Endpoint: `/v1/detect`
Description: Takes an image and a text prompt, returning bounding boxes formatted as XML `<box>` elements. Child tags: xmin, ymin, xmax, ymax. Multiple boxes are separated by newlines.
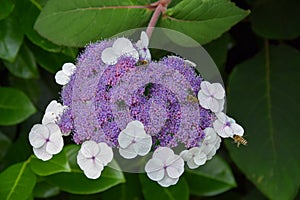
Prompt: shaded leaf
<box><xmin>159</xmin><ymin>0</ymin><xmax>249</xmax><ymax>44</ymax></box>
<box><xmin>0</xmin><ymin>87</ymin><xmax>36</xmax><ymax>126</ymax></box>
<box><xmin>226</xmin><ymin>45</ymin><xmax>300</xmax><ymax>200</ymax></box>
<box><xmin>251</xmin><ymin>0</ymin><xmax>300</xmax><ymax>39</ymax></box>
<box><xmin>185</xmin><ymin>155</ymin><xmax>236</xmax><ymax>196</ymax></box>
<box><xmin>0</xmin><ymin>0</ymin><xmax>14</xmax><ymax>20</ymax></box>
<box><xmin>4</xmin><ymin>44</ymin><xmax>38</xmax><ymax>79</ymax></box>
<box><xmin>29</xmin><ymin>149</ymin><xmax>71</xmax><ymax>176</ymax></box>
<box><xmin>139</xmin><ymin>174</ymin><xmax>189</xmax><ymax>200</ymax></box>
<box><xmin>0</xmin><ymin>132</ymin><xmax>11</xmax><ymax>161</ymax></box>
<box><xmin>34</xmin><ymin>0</ymin><xmax>152</xmax><ymax>47</ymax></box>
<box><xmin>33</xmin><ymin>181</ymin><xmax>60</xmax><ymax>198</ymax></box>
<box><xmin>0</xmin><ymin>161</ymin><xmax>36</xmax><ymax>200</ymax></box>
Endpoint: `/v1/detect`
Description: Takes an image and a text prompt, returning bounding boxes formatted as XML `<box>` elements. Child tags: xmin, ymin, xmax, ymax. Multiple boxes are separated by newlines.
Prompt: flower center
<box><xmin>45</xmin><ymin>138</ymin><xmax>50</xmax><ymax>143</ymax></box>
<box><xmin>225</xmin><ymin>122</ymin><xmax>231</xmax><ymax>127</ymax></box>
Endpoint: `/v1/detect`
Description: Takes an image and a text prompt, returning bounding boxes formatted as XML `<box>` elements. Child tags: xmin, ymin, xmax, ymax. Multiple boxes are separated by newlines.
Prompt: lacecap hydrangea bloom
<box><xmin>28</xmin><ymin>31</ymin><xmax>245</xmax><ymax>187</ymax></box>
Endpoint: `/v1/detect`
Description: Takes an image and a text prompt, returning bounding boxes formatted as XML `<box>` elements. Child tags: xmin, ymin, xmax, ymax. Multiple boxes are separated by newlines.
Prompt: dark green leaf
<box><xmin>0</xmin><ymin>161</ymin><xmax>36</xmax><ymax>200</ymax></box>
<box><xmin>226</xmin><ymin>45</ymin><xmax>300</xmax><ymax>200</ymax></box>
<box><xmin>251</xmin><ymin>0</ymin><xmax>300</xmax><ymax>39</ymax></box>
<box><xmin>0</xmin><ymin>0</ymin><xmax>14</xmax><ymax>20</ymax></box>
<box><xmin>33</xmin><ymin>181</ymin><xmax>60</xmax><ymax>198</ymax></box>
<box><xmin>0</xmin><ymin>132</ymin><xmax>11</xmax><ymax>161</ymax></box>
<box><xmin>185</xmin><ymin>155</ymin><xmax>236</xmax><ymax>196</ymax></box>
<box><xmin>4</xmin><ymin>44</ymin><xmax>38</xmax><ymax>79</ymax></box>
<box><xmin>0</xmin><ymin>87</ymin><xmax>36</xmax><ymax>126</ymax></box>
<box><xmin>139</xmin><ymin>174</ymin><xmax>189</xmax><ymax>200</ymax></box>
<box><xmin>0</xmin><ymin>14</ymin><xmax>23</xmax><ymax>62</ymax></box>
<box><xmin>34</xmin><ymin>0</ymin><xmax>152</xmax><ymax>47</ymax></box>
<box><xmin>159</xmin><ymin>0</ymin><xmax>249</xmax><ymax>44</ymax></box>
<box><xmin>29</xmin><ymin>149</ymin><xmax>71</xmax><ymax>176</ymax></box>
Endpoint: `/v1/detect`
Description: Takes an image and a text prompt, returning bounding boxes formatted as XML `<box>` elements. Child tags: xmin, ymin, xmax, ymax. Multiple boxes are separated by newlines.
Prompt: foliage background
<box><xmin>0</xmin><ymin>0</ymin><xmax>299</xmax><ymax>199</ymax></box>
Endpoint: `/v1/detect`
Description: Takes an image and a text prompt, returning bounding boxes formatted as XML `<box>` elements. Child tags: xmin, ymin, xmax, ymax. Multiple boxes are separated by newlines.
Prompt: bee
<box><xmin>186</xmin><ymin>95</ymin><xmax>199</xmax><ymax>103</ymax></box>
<box><xmin>136</xmin><ymin>60</ymin><xmax>148</xmax><ymax>66</ymax></box>
<box><xmin>232</xmin><ymin>135</ymin><xmax>248</xmax><ymax>147</ymax></box>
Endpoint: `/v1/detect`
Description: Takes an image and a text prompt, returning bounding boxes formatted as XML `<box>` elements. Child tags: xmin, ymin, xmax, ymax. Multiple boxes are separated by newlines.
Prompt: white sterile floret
<box><xmin>118</xmin><ymin>120</ymin><xmax>152</xmax><ymax>159</ymax></box>
<box><xmin>29</xmin><ymin>123</ymin><xmax>64</xmax><ymax>161</ymax></box>
<box><xmin>201</xmin><ymin>127</ymin><xmax>221</xmax><ymax>160</ymax></box>
<box><xmin>213</xmin><ymin>112</ymin><xmax>244</xmax><ymax>138</ymax></box>
<box><xmin>101</xmin><ymin>38</ymin><xmax>139</xmax><ymax>65</ymax></box>
<box><xmin>180</xmin><ymin>147</ymin><xmax>207</xmax><ymax>169</ymax></box>
<box><xmin>145</xmin><ymin>147</ymin><xmax>184</xmax><ymax>187</ymax></box>
<box><xmin>42</xmin><ymin>100</ymin><xmax>68</xmax><ymax>125</ymax></box>
<box><xmin>77</xmin><ymin>141</ymin><xmax>113</xmax><ymax>179</ymax></box>
<box><xmin>136</xmin><ymin>31</ymin><xmax>151</xmax><ymax>61</ymax></box>
<box><xmin>55</xmin><ymin>63</ymin><xmax>76</xmax><ymax>86</ymax></box>
<box><xmin>197</xmin><ymin>81</ymin><xmax>225</xmax><ymax>113</ymax></box>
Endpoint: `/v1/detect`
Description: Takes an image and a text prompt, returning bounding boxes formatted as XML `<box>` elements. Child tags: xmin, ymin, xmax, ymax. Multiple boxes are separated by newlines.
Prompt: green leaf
<box><xmin>44</xmin><ymin>145</ymin><xmax>125</xmax><ymax>194</ymax></box>
<box><xmin>4</xmin><ymin>44</ymin><xmax>38</xmax><ymax>79</ymax></box>
<box><xmin>226</xmin><ymin>44</ymin><xmax>300</xmax><ymax>200</ymax></box>
<box><xmin>33</xmin><ymin>181</ymin><xmax>60</xmax><ymax>198</ymax></box>
<box><xmin>34</xmin><ymin>0</ymin><xmax>152</xmax><ymax>47</ymax></box>
<box><xmin>0</xmin><ymin>0</ymin><xmax>14</xmax><ymax>20</ymax></box>
<box><xmin>0</xmin><ymin>132</ymin><xmax>11</xmax><ymax>161</ymax></box>
<box><xmin>29</xmin><ymin>150</ymin><xmax>71</xmax><ymax>176</ymax></box>
<box><xmin>0</xmin><ymin>161</ymin><xmax>36</xmax><ymax>200</ymax></box>
<box><xmin>0</xmin><ymin>14</ymin><xmax>24</xmax><ymax>62</ymax></box>
<box><xmin>139</xmin><ymin>174</ymin><xmax>189</xmax><ymax>200</ymax></box>
<box><xmin>158</xmin><ymin>0</ymin><xmax>249</xmax><ymax>44</ymax></box>
<box><xmin>185</xmin><ymin>155</ymin><xmax>236</xmax><ymax>196</ymax></box>
<box><xmin>251</xmin><ymin>0</ymin><xmax>300</xmax><ymax>39</ymax></box>
<box><xmin>0</xmin><ymin>87</ymin><xmax>36</xmax><ymax>126</ymax></box>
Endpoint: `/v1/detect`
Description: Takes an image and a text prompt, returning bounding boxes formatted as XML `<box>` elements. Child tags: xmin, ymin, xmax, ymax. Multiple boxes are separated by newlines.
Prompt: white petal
<box><xmin>204</xmin><ymin>127</ymin><xmax>217</xmax><ymax>142</ymax></box>
<box><xmin>187</xmin><ymin>159</ymin><xmax>199</xmax><ymax>169</ymax></box>
<box><xmin>118</xmin><ymin>130</ymin><xmax>133</xmax><ymax>148</ymax></box>
<box><xmin>62</xmin><ymin>63</ymin><xmax>76</xmax><ymax>76</ymax></box>
<box><xmin>208</xmin><ymin>97</ymin><xmax>221</xmax><ymax>113</ymax></box>
<box><xmin>198</xmin><ymin>91</ymin><xmax>210</xmax><ymax>109</ymax></box>
<box><xmin>145</xmin><ymin>158</ymin><xmax>165</xmax><ymax>181</ymax></box>
<box><xmin>140</xmin><ymin>31</ymin><xmax>149</xmax><ymax>47</ymax></box>
<box><xmin>213</xmin><ymin>120</ymin><xmax>227</xmax><ymax>138</ymax></box>
<box><xmin>97</xmin><ymin>143</ymin><xmax>113</xmax><ymax>165</ymax></box>
<box><xmin>166</xmin><ymin>156</ymin><xmax>184</xmax><ymax>178</ymax></box>
<box><xmin>55</xmin><ymin>70</ymin><xmax>70</xmax><ymax>85</ymax></box>
<box><xmin>200</xmin><ymin>81</ymin><xmax>212</xmax><ymax>96</ymax></box>
<box><xmin>179</xmin><ymin>150</ymin><xmax>190</xmax><ymax>161</ymax></box>
<box><xmin>82</xmin><ymin>159</ymin><xmax>104</xmax><ymax>179</ymax></box>
<box><xmin>231</xmin><ymin>123</ymin><xmax>244</xmax><ymax>136</ymax></box>
<box><xmin>42</xmin><ymin>112</ymin><xmax>56</xmax><ymax>125</ymax></box>
<box><xmin>29</xmin><ymin>124</ymin><xmax>48</xmax><ymax>148</ymax></box>
<box><xmin>194</xmin><ymin>152</ymin><xmax>207</xmax><ymax>166</ymax></box>
<box><xmin>119</xmin><ymin>145</ymin><xmax>137</xmax><ymax>159</ymax></box>
<box><xmin>211</xmin><ymin>83</ymin><xmax>225</xmax><ymax>99</ymax></box>
<box><xmin>134</xmin><ymin>135</ymin><xmax>152</xmax><ymax>156</ymax></box>
<box><xmin>33</xmin><ymin>145</ymin><xmax>53</xmax><ymax>161</ymax></box>
<box><xmin>77</xmin><ymin>151</ymin><xmax>90</xmax><ymax>170</ymax></box>
<box><xmin>216</xmin><ymin>112</ymin><xmax>227</xmax><ymax>123</ymax></box>
<box><xmin>113</xmin><ymin>38</ymin><xmax>134</xmax><ymax>54</ymax></box>
<box><xmin>224</xmin><ymin>126</ymin><xmax>234</xmax><ymax>137</ymax></box>
<box><xmin>80</xmin><ymin>140</ymin><xmax>99</xmax><ymax>157</ymax></box>
<box><xmin>152</xmin><ymin>147</ymin><xmax>174</xmax><ymax>163</ymax></box>
<box><xmin>158</xmin><ymin>175</ymin><xmax>179</xmax><ymax>187</ymax></box>
<box><xmin>184</xmin><ymin>60</ymin><xmax>196</xmax><ymax>67</ymax></box>
<box><xmin>46</xmin><ymin>123</ymin><xmax>64</xmax><ymax>154</ymax></box>
<box><xmin>101</xmin><ymin>47</ymin><xmax>118</xmax><ymax>65</ymax></box>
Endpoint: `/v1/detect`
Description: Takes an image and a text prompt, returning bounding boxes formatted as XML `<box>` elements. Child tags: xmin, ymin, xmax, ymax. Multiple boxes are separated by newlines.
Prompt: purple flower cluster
<box><xmin>58</xmin><ymin>38</ymin><xmax>216</xmax><ymax>149</ymax></box>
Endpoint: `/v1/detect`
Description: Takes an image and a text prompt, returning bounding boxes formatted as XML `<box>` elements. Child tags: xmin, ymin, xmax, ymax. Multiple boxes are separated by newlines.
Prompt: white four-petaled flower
<box><xmin>55</xmin><ymin>63</ymin><xmax>76</xmax><ymax>86</ymax></box>
<box><xmin>42</xmin><ymin>100</ymin><xmax>67</xmax><ymax>125</ymax></box>
<box><xmin>77</xmin><ymin>140</ymin><xmax>113</xmax><ymax>179</ymax></box>
<box><xmin>118</xmin><ymin>120</ymin><xmax>152</xmax><ymax>159</ymax></box>
<box><xmin>145</xmin><ymin>147</ymin><xmax>184</xmax><ymax>187</ymax></box>
<box><xmin>29</xmin><ymin>123</ymin><xmax>64</xmax><ymax>161</ymax></box>
<box><xmin>101</xmin><ymin>38</ymin><xmax>139</xmax><ymax>65</ymax></box>
<box><xmin>197</xmin><ymin>81</ymin><xmax>225</xmax><ymax>113</ymax></box>
<box><xmin>136</xmin><ymin>31</ymin><xmax>151</xmax><ymax>61</ymax></box>
<box><xmin>180</xmin><ymin>147</ymin><xmax>207</xmax><ymax>169</ymax></box>
<box><xmin>213</xmin><ymin>112</ymin><xmax>244</xmax><ymax>138</ymax></box>
<box><xmin>201</xmin><ymin>127</ymin><xmax>221</xmax><ymax>160</ymax></box>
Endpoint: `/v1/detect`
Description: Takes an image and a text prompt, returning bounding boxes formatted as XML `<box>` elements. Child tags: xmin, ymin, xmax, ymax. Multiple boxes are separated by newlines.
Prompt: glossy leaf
<box><xmin>159</xmin><ymin>0</ymin><xmax>249</xmax><ymax>44</ymax></box>
<box><xmin>33</xmin><ymin>181</ymin><xmax>60</xmax><ymax>198</ymax></box>
<box><xmin>0</xmin><ymin>161</ymin><xmax>36</xmax><ymax>200</ymax></box>
<box><xmin>185</xmin><ymin>155</ymin><xmax>236</xmax><ymax>196</ymax></box>
<box><xmin>139</xmin><ymin>174</ymin><xmax>189</xmax><ymax>200</ymax></box>
<box><xmin>0</xmin><ymin>0</ymin><xmax>14</xmax><ymax>20</ymax></box>
<box><xmin>34</xmin><ymin>0</ymin><xmax>152</xmax><ymax>47</ymax></box>
<box><xmin>0</xmin><ymin>87</ymin><xmax>36</xmax><ymax>126</ymax></box>
<box><xmin>226</xmin><ymin>45</ymin><xmax>300</xmax><ymax>200</ymax></box>
<box><xmin>29</xmin><ymin>150</ymin><xmax>71</xmax><ymax>176</ymax></box>
<box><xmin>4</xmin><ymin>44</ymin><xmax>38</xmax><ymax>79</ymax></box>
<box><xmin>44</xmin><ymin>145</ymin><xmax>125</xmax><ymax>194</ymax></box>
<box><xmin>251</xmin><ymin>0</ymin><xmax>300</xmax><ymax>39</ymax></box>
